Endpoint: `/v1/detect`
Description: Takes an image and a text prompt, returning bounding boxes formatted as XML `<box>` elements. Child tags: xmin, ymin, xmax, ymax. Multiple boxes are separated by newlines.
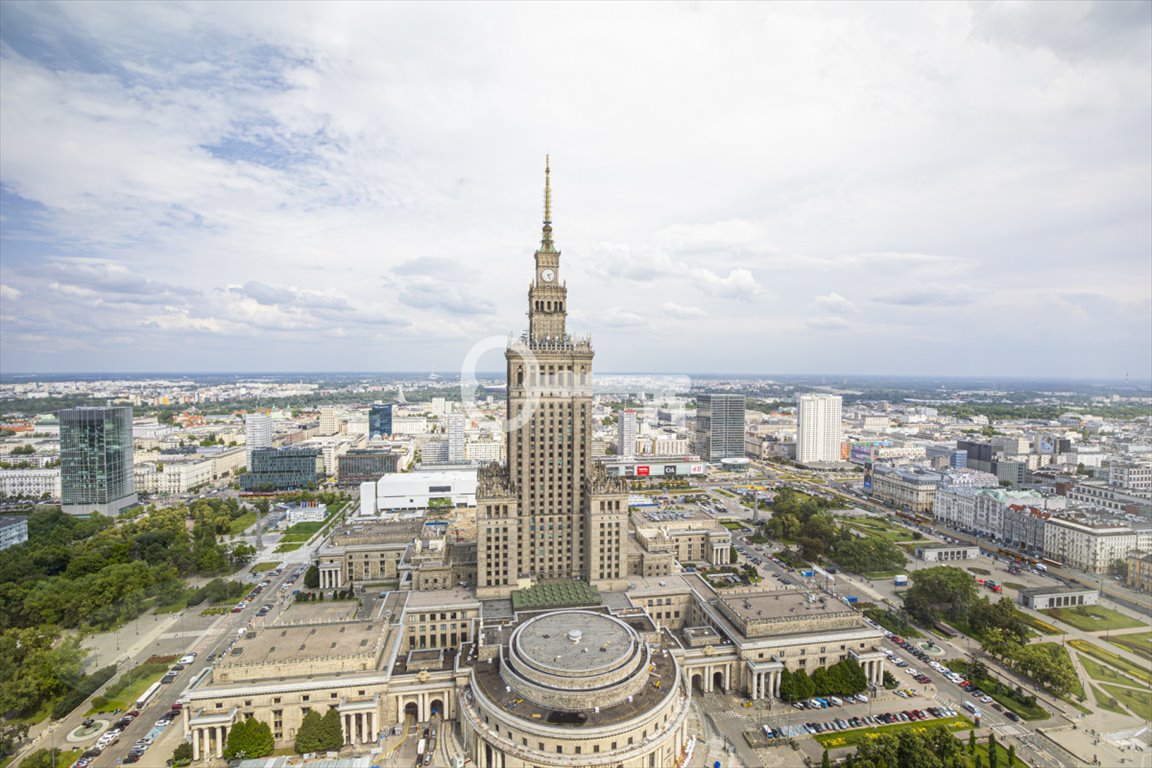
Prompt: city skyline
<box><xmin>1</xmin><ymin>2</ymin><xmax>1150</xmax><ymax>378</ymax></box>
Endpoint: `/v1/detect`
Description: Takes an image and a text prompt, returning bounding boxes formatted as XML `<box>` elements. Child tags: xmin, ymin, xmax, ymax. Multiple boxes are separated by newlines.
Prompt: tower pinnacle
<box><xmin>541</xmin><ymin>155</ymin><xmax>555</xmax><ymax>252</ymax></box>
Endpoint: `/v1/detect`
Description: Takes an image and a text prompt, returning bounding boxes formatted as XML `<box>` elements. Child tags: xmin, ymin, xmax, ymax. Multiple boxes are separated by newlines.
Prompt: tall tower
<box><xmin>618</xmin><ymin>408</ymin><xmax>638</xmax><ymax>458</ymax></box>
<box><xmin>476</xmin><ymin>159</ymin><xmax>628</xmax><ymax>598</ymax></box>
<box><xmin>59</xmin><ymin>406</ymin><xmax>137</xmax><ymax>516</ymax></box>
<box><xmin>796</xmin><ymin>394</ymin><xmax>843</xmax><ymax>463</ymax></box>
<box><xmin>695</xmin><ymin>394</ymin><xmax>746</xmax><ymax>462</ymax></box>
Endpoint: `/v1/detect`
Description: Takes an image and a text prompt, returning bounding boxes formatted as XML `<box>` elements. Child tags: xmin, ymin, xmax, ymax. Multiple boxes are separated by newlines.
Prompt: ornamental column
<box><xmin>192</xmin><ymin>729</ymin><xmax>200</xmax><ymax>761</ymax></box>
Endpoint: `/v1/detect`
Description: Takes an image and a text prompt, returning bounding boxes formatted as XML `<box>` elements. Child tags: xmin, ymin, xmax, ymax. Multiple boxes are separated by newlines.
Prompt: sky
<box><xmin>1</xmin><ymin>1</ymin><xmax>1150</xmax><ymax>379</ymax></box>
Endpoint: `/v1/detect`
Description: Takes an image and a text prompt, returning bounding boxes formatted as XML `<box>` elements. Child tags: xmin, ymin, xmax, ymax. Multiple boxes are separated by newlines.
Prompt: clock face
<box><xmin>541</xmin><ymin>268</ymin><xmax>555</xmax><ymax>283</ymax></box>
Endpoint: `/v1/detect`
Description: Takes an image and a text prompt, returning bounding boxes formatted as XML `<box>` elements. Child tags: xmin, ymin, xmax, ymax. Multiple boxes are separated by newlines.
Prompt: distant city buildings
<box><xmin>796</xmin><ymin>393</ymin><xmax>842</xmax><ymax>464</ymax></box>
<box><xmin>336</xmin><ymin>449</ymin><xmax>400</xmax><ymax>487</ymax></box>
<box><xmin>447</xmin><ymin>414</ymin><xmax>465</xmax><ymax>464</ymax></box>
<box><xmin>59</xmin><ymin>406</ymin><xmax>137</xmax><ymax>516</ymax></box>
<box><xmin>318</xmin><ymin>406</ymin><xmax>339</xmax><ymax>436</ymax></box>
<box><xmin>694</xmin><ymin>394</ymin><xmax>746</xmax><ymax>462</ymax></box>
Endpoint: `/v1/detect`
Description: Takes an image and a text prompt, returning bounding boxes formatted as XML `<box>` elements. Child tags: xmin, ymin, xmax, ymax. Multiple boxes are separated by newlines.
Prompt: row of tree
<box><xmin>778</xmin><ymin>658</ymin><xmax>869</xmax><ymax>701</ymax></box>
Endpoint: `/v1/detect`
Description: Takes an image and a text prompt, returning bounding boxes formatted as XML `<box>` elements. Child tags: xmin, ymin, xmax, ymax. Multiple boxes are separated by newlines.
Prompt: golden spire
<box><xmin>541</xmin><ymin>154</ymin><xmax>555</xmax><ymax>252</ymax></box>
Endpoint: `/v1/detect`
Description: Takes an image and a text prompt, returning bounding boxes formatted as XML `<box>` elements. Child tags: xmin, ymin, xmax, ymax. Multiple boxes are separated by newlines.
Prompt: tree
<box><xmin>304</xmin><ymin>565</ymin><xmax>320</xmax><ymax>589</ymax></box>
<box><xmin>1013</xmin><ymin>643</ymin><xmax>1077</xmax><ymax>697</ymax></box>
<box><xmin>1007</xmin><ymin>745</ymin><xmax>1016</xmax><ymax>767</ymax></box>
<box><xmin>295</xmin><ymin>710</ymin><xmax>325</xmax><ymax>754</ymax></box>
<box><xmin>969</xmin><ymin>730</ymin><xmax>976</xmax><ymax>754</ymax></box>
<box><xmin>172</xmin><ymin>741</ymin><xmax>194</xmax><ymax>766</ymax></box>
<box><xmin>988</xmin><ymin>733</ymin><xmax>999</xmax><ymax>768</ymax></box>
<box><xmin>822</xmin><ymin>748</ymin><xmax>831</xmax><ymax>768</ymax></box>
<box><xmin>779</xmin><ymin>667</ymin><xmax>796</xmax><ymax>701</ymax></box>
<box><xmin>225</xmin><ymin>718</ymin><xmax>273</xmax><ymax>760</ymax></box>
<box><xmin>319</xmin><ymin>707</ymin><xmax>344</xmax><ymax>750</ymax></box>
<box><xmin>904</xmin><ymin>566</ymin><xmax>979</xmax><ymax>625</ymax></box>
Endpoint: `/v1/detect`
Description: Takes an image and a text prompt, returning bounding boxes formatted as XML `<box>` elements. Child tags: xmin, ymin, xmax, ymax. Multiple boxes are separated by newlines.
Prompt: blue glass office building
<box><xmin>369</xmin><ymin>403</ymin><xmax>393</xmax><ymax>439</ymax></box>
<box><xmin>59</xmin><ymin>406</ymin><xmax>137</xmax><ymax>516</ymax></box>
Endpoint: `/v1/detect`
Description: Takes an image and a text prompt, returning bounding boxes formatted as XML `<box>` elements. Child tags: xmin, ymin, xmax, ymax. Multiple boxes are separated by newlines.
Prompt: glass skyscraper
<box><xmin>695</xmin><ymin>394</ymin><xmax>746</xmax><ymax>461</ymax></box>
<box><xmin>59</xmin><ymin>406</ymin><xmax>137</xmax><ymax>516</ymax></box>
<box><xmin>369</xmin><ymin>403</ymin><xmax>393</xmax><ymax>439</ymax></box>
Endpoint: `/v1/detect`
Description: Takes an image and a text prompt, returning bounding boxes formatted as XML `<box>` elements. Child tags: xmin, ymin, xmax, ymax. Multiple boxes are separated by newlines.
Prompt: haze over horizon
<box><xmin>1</xmin><ymin>2</ymin><xmax>1150</xmax><ymax>379</ymax></box>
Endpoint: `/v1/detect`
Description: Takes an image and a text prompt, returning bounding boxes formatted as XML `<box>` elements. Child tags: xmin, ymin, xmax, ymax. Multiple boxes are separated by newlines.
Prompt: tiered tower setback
<box><xmin>476</xmin><ymin>159</ymin><xmax>629</xmax><ymax>598</ymax></box>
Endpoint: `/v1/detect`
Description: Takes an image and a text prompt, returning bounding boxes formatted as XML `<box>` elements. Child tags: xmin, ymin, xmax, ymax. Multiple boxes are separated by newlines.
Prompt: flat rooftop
<box><xmin>329</xmin><ymin>519</ymin><xmax>425</xmax><ymax>546</ymax></box>
<box><xmin>404</xmin><ymin>587</ymin><xmax>479</xmax><ymax>610</ymax></box>
<box><xmin>1021</xmin><ymin>586</ymin><xmax>1099</xmax><ymax>596</ymax></box>
<box><xmin>719</xmin><ymin>590</ymin><xmax>856</xmax><ymax>623</ymax></box>
<box><xmin>219</xmin><ymin>620</ymin><xmax>384</xmax><ymax>667</ymax></box>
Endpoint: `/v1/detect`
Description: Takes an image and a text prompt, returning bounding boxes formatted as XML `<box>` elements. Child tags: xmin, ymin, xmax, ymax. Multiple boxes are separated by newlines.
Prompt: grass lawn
<box><xmin>228</xmin><ymin>511</ymin><xmax>257</xmax><ymax>535</ymax></box>
<box><xmin>1018</xmin><ymin>613</ymin><xmax>1061</xmax><ymax>636</ymax></box>
<box><xmin>720</xmin><ymin>520</ymin><xmax>749</xmax><ymax>531</ymax></box>
<box><xmin>1101</xmin><ymin>684</ymin><xmax>1152</xmax><ymax>721</ymax></box>
<box><xmin>278</xmin><ymin>533</ymin><xmax>311</xmax><ymax>543</ymax></box>
<box><xmin>274</xmin><ymin>541</ymin><xmax>305</xmax><ymax>553</ymax></box>
<box><xmin>1079</xmin><ymin>655</ymin><xmax>1141</xmax><ymax>687</ymax></box>
<box><xmin>1106</xmin><ymin>630</ymin><xmax>1152</xmax><ymax>662</ymax></box>
<box><xmin>814</xmin><ymin>715</ymin><xmax>972</xmax><ymax>749</ymax></box>
<box><xmin>88</xmin><ymin>662</ymin><xmax>170</xmax><ymax>714</ymax></box>
<box><xmin>843</xmin><ymin>517</ymin><xmax>916</xmax><ymax>543</ymax></box>
<box><xmin>1042</xmin><ymin>605</ymin><xmax>1145</xmax><ymax>632</ymax></box>
<box><xmin>1069</xmin><ymin>640</ymin><xmax>1152</xmax><ymax>686</ymax></box>
<box><xmin>970</xmin><ymin>740</ymin><xmax>1031</xmax><ymax>768</ymax></box>
<box><xmin>251</xmin><ymin>561</ymin><xmax>281</xmax><ymax>572</ymax></box>
<box><xmin>283</xmin><ymin>520</ymin><xmax>325</xmax><ymax>536</ymax></box>
<box><xmin>1002</xmin><ymin>582</ymin><xmax>1026</xmax><ymax>591</ymax></box>
<box><xmin>1090</xmin><ymin>684</ymin><xmax>1130</xmax><ymax>716</ymax></box>
<box><xmin>2</xmin><ymin>748</ymin><xmax>83</xmax><ymax>768</ymax></box>
<box><xmin>966</xmin><ymin>566</ymin><xmax>991</xmax><ymax>575</ymax></box>
<box><xmin>200</xmin><ymin>606</ymin><xmax>231</xmax><ymax>616</ymax></box>
<box><xmin>153</xmin><ymin>591</ymin><xmax>192</xmax><ymax>613</ymax></box>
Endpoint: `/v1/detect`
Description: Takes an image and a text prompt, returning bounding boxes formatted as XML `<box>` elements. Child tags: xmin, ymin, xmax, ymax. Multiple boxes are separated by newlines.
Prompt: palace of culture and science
<box><xmin>177</xmin><ymin>162</ymin><xmax>887</xmax><ymax>767</ymax></box>
<box><xmin>476</xmin><ymin>158</ymin><xmax>630</xmax><ymax>597</ymax></box>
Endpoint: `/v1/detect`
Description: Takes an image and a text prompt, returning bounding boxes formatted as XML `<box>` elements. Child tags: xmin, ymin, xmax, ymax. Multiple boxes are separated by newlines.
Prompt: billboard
<box><xmin>863</xmin><ymin>461</ymin><xmax>874</xmax><ymax>494</ymax></box>
<box><xmin>636</xmin><ymin>465</ymin><xmax>650</xmax><ymax>476</ymax></box>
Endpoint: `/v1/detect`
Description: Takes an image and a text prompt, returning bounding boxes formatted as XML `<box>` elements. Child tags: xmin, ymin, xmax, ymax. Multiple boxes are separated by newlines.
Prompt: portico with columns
<box><xmin>188</xmin><ymin>708</ymin><xmax>237</xmax><ymax>762</ymax></box>
<box><xmin>318</xmin><ymin>562</ymin><xmax>343</xmax><ymax>590</ymax></box>
<box><xmin>849</xmin><ymin>648</ymin><xmax>888</xmax><ymax>686</ymax></box>
<box><xmin>338</xmin><ymin>696</ymin><xmax>380</xmax><ymax>745</ymax></box>
<box><xmin>746</xmin><ymin>658</ymin><xmax>785</xmax><ymax>700</ymax></box>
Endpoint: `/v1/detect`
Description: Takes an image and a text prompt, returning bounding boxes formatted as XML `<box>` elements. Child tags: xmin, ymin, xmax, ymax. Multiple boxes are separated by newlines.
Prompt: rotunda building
<box><xmin>459</xmin><ymin>609</ymin><xmax>691</xmax><ymax>768</ymax></box>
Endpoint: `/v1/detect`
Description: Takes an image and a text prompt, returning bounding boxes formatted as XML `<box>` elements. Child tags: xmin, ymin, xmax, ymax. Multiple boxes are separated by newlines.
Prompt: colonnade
<box><xmin>191</xmin><ymin>726</ymin><xmax>227</xmax><ymax>761</ymax></box>
<box><xmin>342</xmin><ymin>710</ymin><xmax>377</xmax><ymax>744</ymax></box>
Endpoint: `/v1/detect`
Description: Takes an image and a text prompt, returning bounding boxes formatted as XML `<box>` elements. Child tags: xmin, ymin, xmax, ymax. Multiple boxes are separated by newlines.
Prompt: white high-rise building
<box><xmin>319</xmin><ymin>406</ymin><xmax>339</xmax><ymax>436</ymax></box>
<box><xmin>447</xmin><ymin>415</ymin><xmax>466</xmax><ymax>464</ymax></box>
<box><xmin>245</xmin><ymin>413</ymin><xmax>273</xmax><ymax>461</ymax></box>
<box><xmin>796</xmin><ymin>394</ymin><xmax>843</xmax><ymax>463</ymax></box>
<box><xmin>618</xmin><ymin>408</ymin><xmax>638</xmax><ymax>457</ymax></box>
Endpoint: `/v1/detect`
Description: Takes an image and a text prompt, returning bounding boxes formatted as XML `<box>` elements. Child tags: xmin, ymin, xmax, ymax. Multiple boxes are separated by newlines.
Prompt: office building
<box><xmin>618</xmin><ymin>407</ymin><xmax>638</xmax><ymax>457</ymax></box>
<box><xmin>245</xmin><ymin>413</ymin><xmax>273</xmax><ymax>460</ymax></box>
<box><xmin>0</xmin><ymin>516</ymin><xmax>29</xmax><ymax>550</ymax></box>
<box><xmin>240</xmin><ymin>447</ymin><xmax>322</xmax><ymax>492</ymax></box>
<box><xmin>369</xmin><ymin>403</ymin><xmax>393</xmax><ymax>439</ymax></box>
<box><xmin>319</xmin><ymin>406</ymin><xmax>339</xmax><ymax>436</ymax></box>
<box><xmin>695</xmin><ymin>394</ymin><xmax>746</xmax><ymax>462</ymax></box>
<box><xmin>796</xmin><ymin>394</ymin><xmax>842</xmax><ymax>464</ymax></box>
<box><xmin>446</xmin><ymin>414</ymin><xmax>465</xmax><ymax>464</ymax></box>
<box><xmin>475</xmin><ymin>159</ymin><xmax>629</xmax><ymax>597</ymax></box>
<box><xmin>59</xmin><ymin>406</ymin><xmax>137</xmax><ymax>516</ymax></box>
<box><xmin>336</xmin><ymin>449</ymin><xmax>400</xmax><ymax>487</ymax></box>
<box><xmin>1126</xmin><ymin>551</ymin><xmax>1152</xmax><ymax>593</ymax></box>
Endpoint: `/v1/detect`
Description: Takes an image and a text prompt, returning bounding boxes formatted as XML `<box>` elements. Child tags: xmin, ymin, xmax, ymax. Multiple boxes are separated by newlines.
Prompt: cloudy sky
<box><xmin>1</xmin><ymin>1</ymin><xmax>1149</xmax><ymax>379</ymax></box>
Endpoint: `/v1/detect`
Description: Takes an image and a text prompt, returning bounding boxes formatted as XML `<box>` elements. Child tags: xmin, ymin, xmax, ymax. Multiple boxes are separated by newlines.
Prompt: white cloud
<box><xmin>0</xmin><ymin>2</ymin><xmax>1147</xmax><ymax>376</ymax></box>
<box><xmin>660</xmin><ymin>302</ymin><xmax>707</xmax><ymax>319</ymax></box>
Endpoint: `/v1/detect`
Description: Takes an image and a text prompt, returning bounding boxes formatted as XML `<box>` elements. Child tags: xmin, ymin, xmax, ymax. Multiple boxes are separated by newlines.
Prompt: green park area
<box><xmin>946</xmin><ymin>660</ymin><xmax>1049</xmax><ymax>721</ymax></box>
<box><xmin>228</xmin><ymin>511</ymin><xmax>258</xmax><ymax>535</ymax></box>
<box><xmin>274</xmin><ymin>541</ymin><xmax>305</xmax><ymax>553</ymax></box>
<box><xmin>720</xmin><ymin>520</ymin><xmax>749</xmax><ymax>531</ymax></box>
<box><xmin>1079</xmin><ymin>655</ymin><xmax>1139</xmax><ymax>687</ymax></box>
<box><xmin>843</xmin><ymin>516</ymin><xmax>916</xmax><ymax>544</ymax></box>
<box><xmin>1106</xmin><ymin>630</ymin><xmax>1152</xmax><ymax>661</ymax></box>
<box><xmin>813</xmin><ymin>715</ymin><xmax>972</xmax><ymax>750</ymax></box>
<box><xmin>251</xmin><ymin>561</ymin><xmax>281</xmax><ymax>573</ymax></box>
<box><xmin>1091</xmin><ymin>684</ymin><xmax>1130</xmax><ymax>715</ymax></box>
<box><xmin>1101</xmin><ymin>684</ymin><xmax>1152</xmax><ymax>721</ymax></box>
<box><xmin>1069</xmin><ymin>639</ymin><xmax>1152</xmax><ymax>686</ymax></box>
<box><xmin>1042</xmin><ymin>605</ymin><xmax>1145</xmax><ymax>632</ymax></box>
<box><xmin>1017</xmin><ymin>613</ymin><xmax>1061</xmax><ymax>636</ymax></box>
